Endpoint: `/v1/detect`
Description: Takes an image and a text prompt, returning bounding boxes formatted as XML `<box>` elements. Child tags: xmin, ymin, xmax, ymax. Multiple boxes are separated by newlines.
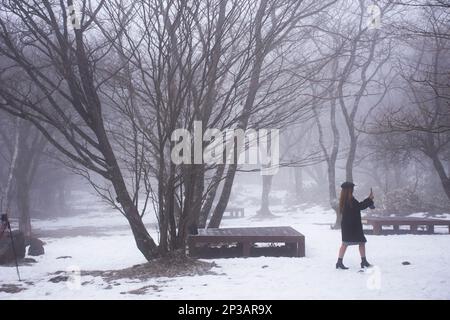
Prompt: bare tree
<box><xmin>99</xmin><ymin>1</ymin><xmax>338</xmax><ymax>237</ymax></box>
<box><xmin>373</xmin><ymin>4</ymin><xmax>450</xmax><ymax>199</ymax></box>
<box><xmin>208</xmin><ymin>0</ymin><xmax>338</xmax><ymax>228</ymax></box>
<box><xmin>336</xmin><ymin>0</ymin><xmax>394</xmax><ymax>183</ymax></box>
<box><xmin>0</xmin><ymin>113</ymin><xmax>47</xmax><ymax>239</ymax></box>
<box><xmin>0</xmin><ymin>0</ymin><xmax>158</xmax><ymax>260</ymax></box>
<box><xmin>0</xmin><ymin>117</ymin><xmax>20</xmax><ymax>217</ymax></box>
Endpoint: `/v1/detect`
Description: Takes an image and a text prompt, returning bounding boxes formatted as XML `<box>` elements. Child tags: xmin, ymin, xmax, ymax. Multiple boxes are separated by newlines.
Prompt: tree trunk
<box><xmin>314</xmin><ymin>83</ymin><xmax>340</xmax><ymax>228</ymax></box>
<box><xmin>206</xmin><ymin>0</ymin><xmax>268</xmax><ymax>229</ymax></box>
<box><xmin>95</xmin><ymin>107</ymin><xmax>159</xmax><ymax>260</ymax></box>
<box><xmin>257</xmin><ymin>174</ymin><xmax>273</xmax><ymax>217</ymax></box>
<box><xmin>16</xmin><ymin>178</ymin><xmax>31</xmax><ymax>240</ymax></box>
<box><xmin>329</xmin><ymin>97</ymin><xmax>340</xmax><ymax>228</ymax></box>
<box><xmin>329</xmin><ymin>164</ymin><xmax>340</xmax><ymax>229</ymax></box>
<box><xmin>109</xmin><ymin>146</ymin><xmax>159</xmax><ymax>260</ymax></box>
<box><xmin>1</xmin><ymin>119</ymin><xmax>20</xmax><ymax>214</ymax></box>
<box><xmin>294</xmin><ymin>167</ymin><xmax>303</xmax><ymax>202</ymax></box>
<box><xmin>178</xmin><ymin>164</ymin><xmax>205</xmax><ymax>248</ymax></box>
<box><xmin>199</xmin><ymin>164</ymin><xmax>225</xmax><ymax>228</ymax></box>
<box><xmin>165</xmin><ymin>162</ymin><xmax>177</xmax><ymax>252</ymax></box>
<box><xmin>73</xmin><ymin>28</ymin><xmax>160</xmax><ymax>261</ymax></box>
<box><xmin>119</xmin><ymin>184</ymin><xmax>159</xmax><ymax>260</ymax></box>
<box><xmin>13</xmin><ymin>121</ymin><xmax>34</xmax><ymax>240</ymax></box>
<box><xmin>447</xmin><ymin>161</ymin><xmax>450</xmax><ymax>177</ymax></box>
<box><xmin>345</xmin><ymin>132</ymin><xmax>357</xmax><ymax>182</ymax></box>
<box><xmin>430</xmin><ymin>155</ymin><xmax>450</xmax><ymax>200</ymax></box>
<box><xmin>158</xmin><ymin>176</ymin><xmax>169</xmax><ymax>254</ymax></box>
<box><xmin>207</xmin><ymin>164</ymin><xmax>237</xmax><ymax>228</ymax></box>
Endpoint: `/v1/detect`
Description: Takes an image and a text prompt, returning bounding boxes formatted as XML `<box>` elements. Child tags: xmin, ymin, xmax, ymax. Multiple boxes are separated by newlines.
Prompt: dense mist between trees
<box><xmin>0</xmin><ymin>0</ymin><xmax>448</xmax><ymax>260</ymax></box>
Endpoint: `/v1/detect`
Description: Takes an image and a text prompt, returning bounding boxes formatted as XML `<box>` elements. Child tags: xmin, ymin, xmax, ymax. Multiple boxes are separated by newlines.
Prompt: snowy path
<box><xmin>1</xmin><ymin>200</ymin><xmax>450</xmax><ymax>299</ymax></box>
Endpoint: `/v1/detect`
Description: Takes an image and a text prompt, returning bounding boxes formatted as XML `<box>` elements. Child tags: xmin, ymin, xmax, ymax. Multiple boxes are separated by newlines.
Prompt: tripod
<box><xmin>1</xmin><ymin>213</ymin><xmax>21</xmax><ymax>281</ymax></box>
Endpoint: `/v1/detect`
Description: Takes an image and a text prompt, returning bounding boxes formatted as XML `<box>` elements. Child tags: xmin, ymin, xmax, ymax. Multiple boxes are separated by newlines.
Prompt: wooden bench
<box><xmin>188</xmin><ymin>226</ymin><xmax>305</xmax><ymax>258</ymax></box>
<box><xmin>362</xmin><ymin>216</ymin><xmax>450</xmax><ymax>235</ymax></box>
<box><xmin>222</xmin><ymin>207</ymin><xmax>245</xmax><ymax>219</ymax></box>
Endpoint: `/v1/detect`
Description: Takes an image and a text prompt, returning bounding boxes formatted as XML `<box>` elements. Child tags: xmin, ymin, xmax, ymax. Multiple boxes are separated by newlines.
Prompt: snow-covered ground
<box><xmin>1</xmin><ymin>185</ymin><xmax>450</xmax><ymax>300</ymax></box>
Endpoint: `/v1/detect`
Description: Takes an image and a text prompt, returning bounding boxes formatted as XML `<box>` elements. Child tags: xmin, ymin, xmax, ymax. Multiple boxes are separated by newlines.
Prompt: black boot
<box><xmin>361</xmin><ymin>257</ymin><xmax>372</xmax><ymax>268</ymax></box>
<box><xmin>336</xmin><ymin>258</ymin><xmax>349</xmax><ymax>270</ymax></box>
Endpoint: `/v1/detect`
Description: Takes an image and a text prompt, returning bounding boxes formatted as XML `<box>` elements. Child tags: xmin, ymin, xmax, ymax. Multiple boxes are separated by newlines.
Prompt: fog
<box><xmin>0</xmin><ymin>0</ymin><xmax>449</xmax><ymax>273</ymax></box>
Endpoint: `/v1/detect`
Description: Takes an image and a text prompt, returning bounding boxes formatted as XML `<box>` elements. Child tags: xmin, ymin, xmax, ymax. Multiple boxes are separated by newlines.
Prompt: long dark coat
<box><xmin>341</xmin><ymin>197</ymin><xmax>374</xmax><ymax>243</ymax></box>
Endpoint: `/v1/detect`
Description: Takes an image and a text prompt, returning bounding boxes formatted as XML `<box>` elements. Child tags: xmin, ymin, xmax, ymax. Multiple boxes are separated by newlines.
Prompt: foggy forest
<box><xmin>0</xmin><ymin>0</ymin><xmax>449</xmax><ymax>300</ymax></box>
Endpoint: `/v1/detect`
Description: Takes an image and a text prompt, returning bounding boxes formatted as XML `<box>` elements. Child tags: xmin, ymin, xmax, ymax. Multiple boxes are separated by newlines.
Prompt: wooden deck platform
<box><xmin>188</xmin><ymin>226</ymin><xmax>305</xmax><ymax>258</ymax></box>
<box><xmin>362</xmin><ymin>216</ymin><xmax>450</xmax><ymax>235</ymax></box>
<box><xmin>222</xmin><ymin>207</ymin><xmax>245</xmax><ymax>219</ymax></box>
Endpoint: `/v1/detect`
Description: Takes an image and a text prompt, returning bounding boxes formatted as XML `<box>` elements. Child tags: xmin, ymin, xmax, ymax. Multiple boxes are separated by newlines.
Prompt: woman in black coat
<box><xmin>336</xmin><ymin>182</ymin><xmax>374</xmax><ymax>270</ymax></box>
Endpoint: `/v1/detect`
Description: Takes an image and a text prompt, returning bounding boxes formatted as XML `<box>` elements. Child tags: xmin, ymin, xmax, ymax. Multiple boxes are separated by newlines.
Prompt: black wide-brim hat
<box><xmin>341</xmin><ymin>181</ymin><xmax>355</xmax><ymax>189</ymax></box>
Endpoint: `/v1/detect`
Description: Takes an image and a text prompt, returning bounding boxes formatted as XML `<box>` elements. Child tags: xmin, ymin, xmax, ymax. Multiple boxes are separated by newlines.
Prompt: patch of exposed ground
<box><xmin>0</xmin><ymin>283</ymin><xmax>28</xmax><ymax>294</ymax></box>
<box><xmin>1</xmin><ymin>257</ymin><xmax>38</xmax><ymax>267</ymax></box>
<box><xmin>121</xmin><ymin>284</ymin><xmax>162</xmax><ymax>295</ymax></box>
<box><xmin>48</xmin><ymin>253</ymin><xmax>218</xmax><ymax>289</ymax></box>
